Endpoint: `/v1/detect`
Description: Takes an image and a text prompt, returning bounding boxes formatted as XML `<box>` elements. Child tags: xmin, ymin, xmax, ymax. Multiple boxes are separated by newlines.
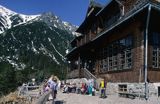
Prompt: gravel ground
<box><xmin>46</xmin><ymin>91</ymin><xmax>160</xmax><ymax>104</ymax></box>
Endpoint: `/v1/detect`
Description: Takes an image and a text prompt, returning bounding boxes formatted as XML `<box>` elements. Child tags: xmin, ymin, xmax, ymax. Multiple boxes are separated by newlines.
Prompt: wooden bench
<box><xmin>118</xmin><ymin>92</ymin><xmax>145</xmax><ymax>99</ymax></box>
<box><xmin>119</xmin><ymin>92</ymin><xmax>136</xmax><ymax>99</ymax></box>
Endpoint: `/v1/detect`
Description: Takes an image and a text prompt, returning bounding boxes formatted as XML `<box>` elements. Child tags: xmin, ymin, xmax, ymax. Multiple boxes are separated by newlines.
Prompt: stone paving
<box><xmin>46</xmin><ymin>91</ymin><xmax>160</xmax><ymax>104</ymax></box>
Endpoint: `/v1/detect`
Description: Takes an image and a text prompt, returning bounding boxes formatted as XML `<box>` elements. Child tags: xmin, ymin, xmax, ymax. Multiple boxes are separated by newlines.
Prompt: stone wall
<box><xmin>67</xmin><ymin>69</ymin><xmax>79</xmax><ymax>79</ymax></box>
<box><xmin>106</xmin><ymin>82</ymin><xmax>160</xmax><ymax>97</ymax></box>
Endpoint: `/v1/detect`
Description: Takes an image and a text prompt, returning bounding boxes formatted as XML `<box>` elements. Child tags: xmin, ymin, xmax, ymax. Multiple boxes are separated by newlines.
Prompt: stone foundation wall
<box><xmin>106</xmin><ymin>82</ymin><xmax>160</xmax><ymax>97</ymax></box>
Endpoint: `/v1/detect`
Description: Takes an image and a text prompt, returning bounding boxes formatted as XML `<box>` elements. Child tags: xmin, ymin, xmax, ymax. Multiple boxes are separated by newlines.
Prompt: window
<box><xmin>99</xmin><ymin>35</ymin><xmax>132</xmax><ymax>72</ymax></box>
<box><xmin>150</xmin><ymin>32</ymin><xmax>160</xmax><ymax>68</ymax></box>
<box><xmin>152</xmin><ymin>48</ymin><xmax>160</xmax><ymax>68</ymax></box>
<box><xmin>118</xmin><ymin>84</ymin><xmax>127</xmax><ymax>92</ymax></box>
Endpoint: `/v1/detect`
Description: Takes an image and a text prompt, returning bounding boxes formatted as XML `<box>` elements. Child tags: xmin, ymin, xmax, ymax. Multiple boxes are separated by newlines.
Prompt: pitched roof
<box><xmin>89</xmin><ymin>0</ymin><xmax>104</xmax><ymax>8</ymax></box>
<box><xmin>76</xmin><ymin>1</ymin><xmax>103</xmax><ymax>33</ymax></box>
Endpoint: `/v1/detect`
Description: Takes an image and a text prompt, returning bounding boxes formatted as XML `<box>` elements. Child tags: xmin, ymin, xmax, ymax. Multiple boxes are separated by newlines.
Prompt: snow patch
<box><xmin>11</xmin><ymin>33</ymin><xmax>16</xmax><ymax>40</ymax></box>
<box><xmin>54</xmin><ymin>24</ymin><xmax>57</xmax><ymax>28</ymax></box>
<box><xmin>50</xmin><ymin>40</ymin><xmax>65</xmax><ymax>60</ymax></box>
<box><xmin>49</xmin><ymin>26</ymin><xmax>53</xmax><ymax>30</ymax></box>
<box><xmin>31</xmin><ymin>41</ymin><xmax>39</xmax><ymax>54</ymax></box>
<box><xmin>0</xmin><ymin>55</ymin><xmax>26</xmax><ymax>70</ymax></box>
<box><xmin>39</xmin><ymin>44</ymin><xmax>60</xmax><ymax>64</ymax></box>
<box><xmin>0</xmin><ymin>5</ymin><xmax>40</xmax><ymax>34</ymax></box>
<box><xmin>48</xmin><ymin>38</ymin><xmax>51</xmax><ymax>42</ymax></box>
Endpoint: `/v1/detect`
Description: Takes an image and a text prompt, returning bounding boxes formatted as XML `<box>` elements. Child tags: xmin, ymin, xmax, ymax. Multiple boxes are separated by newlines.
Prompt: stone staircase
<box><xmin>82</xmin><ymin>68</ymin><xmax>101</xmax><ymax>90</ymax></box>
<box><xmin>82</xmin><ymin>68</ymin><xmax>96</xmax><ymax>80</ymax></box>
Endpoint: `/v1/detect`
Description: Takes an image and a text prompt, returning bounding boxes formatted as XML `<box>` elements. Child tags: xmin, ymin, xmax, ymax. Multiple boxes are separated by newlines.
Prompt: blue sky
<box><xmin>0</xmin><ymin>0</ymin><xmax>108</xmax><ymax>26</ymax></box>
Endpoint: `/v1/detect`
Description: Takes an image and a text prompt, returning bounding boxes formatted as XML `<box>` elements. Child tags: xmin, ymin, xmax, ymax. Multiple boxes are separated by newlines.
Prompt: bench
<box><xmin>119</xmin><ymin>92</ymin><xmax>136</xmax><ymax>99</ymax></box>
<box><xmin>118</xmin><ymin>92</ymin><xmax>145</xmax><ymax>99</ymax></box>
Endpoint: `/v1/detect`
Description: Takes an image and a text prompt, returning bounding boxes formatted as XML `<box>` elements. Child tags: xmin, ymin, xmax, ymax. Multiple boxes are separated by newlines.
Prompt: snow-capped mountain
<box><xmin>0</xmin><ymin>5</ymin><xmax>76</xmax><ymax>71</ymax></box>
<box><xmin>39</xmin><ymin>12</ymin><xmax>78</xmax><ymax>36</ymax></box>
<box><xmin>0</xmin><ymin>5</ymin><xmax>78</xmax><ymax>35</ymax></box>
<box><xmin>0</xmin><ymin>5</ymin><xmax>40</xmax><ymax>34</ymax></box>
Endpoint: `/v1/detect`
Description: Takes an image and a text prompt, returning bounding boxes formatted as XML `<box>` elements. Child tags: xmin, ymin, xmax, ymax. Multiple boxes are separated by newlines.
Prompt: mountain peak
<box><xmin>0</xmin><ymin>5</ymin><xmax>78</xmax><ymax>35</ymax></box>
<box><xmin>0</xmin><ymin>5</ymin><xmax>16</xmax><ymax>16</ymax></box>
<box><xmin>0</xmin><ymin>5</ymin><xmax>41</xmax><ymax>34</ymax></box>
<box><xmin>0</xmin><ymin>5</ymin><xmax>76</xmax><ymax>71</ymax></box>
<box><xmin>42</xmin><ymin>12</ymin><xmax>54</xmax><ymax>16</ymax></box>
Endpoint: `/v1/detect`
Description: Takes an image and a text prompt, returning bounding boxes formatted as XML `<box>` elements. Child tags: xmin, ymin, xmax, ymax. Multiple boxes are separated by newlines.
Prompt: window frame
<box><xmin>99</xmin><ymin>35</ymin><xmax>133</xmax><ymax>72</ymax></box>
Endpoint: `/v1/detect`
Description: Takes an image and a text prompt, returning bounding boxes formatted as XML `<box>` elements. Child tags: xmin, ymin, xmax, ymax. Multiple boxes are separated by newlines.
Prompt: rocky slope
<box><xmin>0</xmin><ymin>5</ymin><xmax>78</xmax><ymax>71</ymax></box>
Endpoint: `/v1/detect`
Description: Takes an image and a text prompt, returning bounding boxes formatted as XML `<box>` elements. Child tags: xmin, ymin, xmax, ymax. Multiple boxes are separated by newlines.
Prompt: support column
<box><xmin>78</xmin><ymin>55</ymin><xmax>81</xmax><ymax>78</ymax></box>
<box><xmin>95</xmin><ymin>60</ymin><xmax>99</xmax><ymax>77</ymax></box>
<box><xmin>144</xmin><ymin>5</ymin><xmax>151</xmax><ymax>100</ymax></box>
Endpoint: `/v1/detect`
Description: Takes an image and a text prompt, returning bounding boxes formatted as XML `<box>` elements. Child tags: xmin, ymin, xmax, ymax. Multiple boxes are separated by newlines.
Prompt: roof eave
<box><xmin>67</xmin><ymin>3</ymin><xmax>155</xmax><ymax>59</ymax></box>
<box><xmin>65</xmin><ymin>47</ymin><xmax>77</xmax><ymax>58</ymax></box>
<box><xmin>96</xmin><ymin>0</ymin><xmax>112</xmax><ymax>16</ymax></box>
<box><xmin>93</xmin><ymin>3</ymin><xmax>150</xmax><ymax>41</ymax></box>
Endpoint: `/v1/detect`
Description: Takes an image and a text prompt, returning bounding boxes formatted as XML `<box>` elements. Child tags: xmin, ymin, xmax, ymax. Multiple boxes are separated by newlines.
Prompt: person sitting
<box><xmin>81</xmin><ymin>83</ymin><xmax>86</xmax><ymax>94</ymax></box>
<box><xmin>63</xmin><ymin>84</ymin><xmax>69</xmax><ymax>93</ymax></box>
<box><xmin>76</xmin><ymin>82</ymin><xmax>81</xmax><ymax>94</ymax></box>
<box><xmin>92</xmin><ymin>87</ymin><xmax>96</xmax><ymax>96</ymax></box>
<box><xmin>71</xmin><ymin>83</ymin><xmax>76</xmax><ymax>93</ymax></box>
<box><xmin>88</xmin><ymin>84</ymin><xmax>93</xmax><ymax>96</ymax></box>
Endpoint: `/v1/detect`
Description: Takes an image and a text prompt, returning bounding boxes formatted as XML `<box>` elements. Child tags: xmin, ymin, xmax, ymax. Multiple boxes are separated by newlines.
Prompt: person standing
<box><xmin>48</xmin><ymin>75</ymin><xmax>56</xmax><ymax>100</ymax></box>
<box><xmin>53</xmin><ymin>76</ymin><xmax>58</xmax><ymax>99</ymax></box>
<box><xmin>99</xmin><ymin>78</ymin><xmax>107</xmax><ymax>98</ymax></box>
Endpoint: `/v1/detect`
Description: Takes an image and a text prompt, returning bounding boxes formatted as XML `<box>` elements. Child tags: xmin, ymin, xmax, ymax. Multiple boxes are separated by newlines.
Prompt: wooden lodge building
<box><xmin>66</xmin><ymin>0</ymin><xmax>160</xmax><ymax>83</ymax></box>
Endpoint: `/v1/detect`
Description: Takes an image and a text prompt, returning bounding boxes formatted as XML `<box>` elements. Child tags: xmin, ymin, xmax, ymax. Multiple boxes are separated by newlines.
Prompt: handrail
<box><xmin>34</xmin><ymin>90</ymin><xmax>52</xmax><ymax>104</ymax></box>
<box><xmin>27</xmin><ymin>86</ymin><xmax>40</xmax><ymax>88</ymax></box>
<box><xmin>18</xmin><ymin>85</ymin><xmax>40</xmax><ymax>97</ymax></box>
<box><xmin>83</xmin><ymin>68</ymin><xmax>100</xmax><ymax>89</ymax></box>
<box><xmin>83</xmin><ymin>68</ymin><xmax>96</xmax><ymax>80</ymax></box>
